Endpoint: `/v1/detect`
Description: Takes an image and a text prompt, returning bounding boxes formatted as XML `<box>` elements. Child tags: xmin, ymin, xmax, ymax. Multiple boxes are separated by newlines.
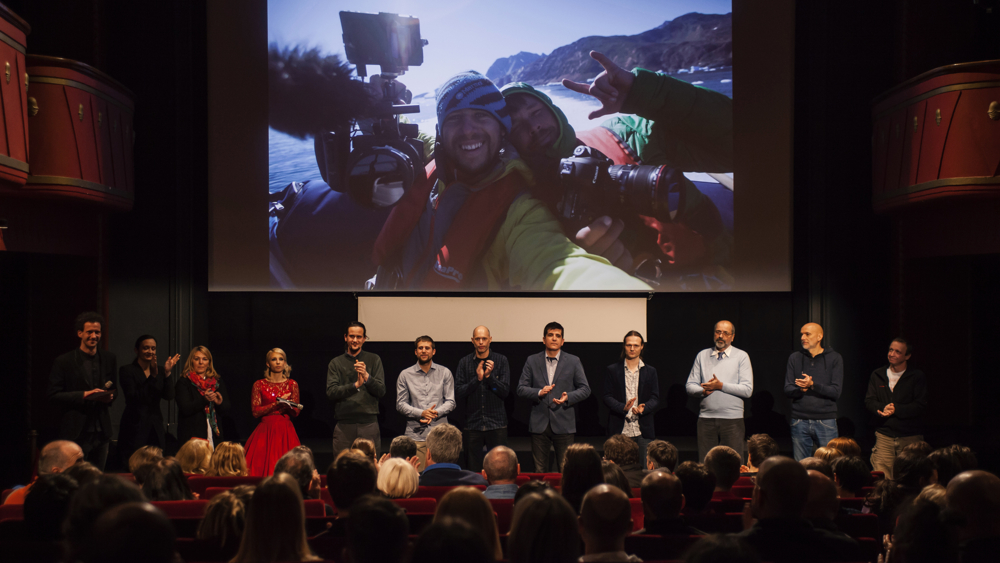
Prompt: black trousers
<box><xmin>78</xmin><ymin>430</ymin><xmax>110</xmax><ymax>472</ymax></box>
<box><xmin>465</xmin><ymin>427</ymin><xmax>508</xmax><ymax>472</ymax></box>
<box><xmin>531</xmin><ymin>424</ymin><xmax>574</xmax><ymax>473</ymax></box>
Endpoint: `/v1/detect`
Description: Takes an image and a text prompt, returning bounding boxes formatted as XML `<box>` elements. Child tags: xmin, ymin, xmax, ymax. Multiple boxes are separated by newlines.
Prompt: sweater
<box><xmin>784</xmin><ymin>348</ymin><xmax>843</xmax><ymax>420</ymax></box>
<box><xmin>864</xmin><ymin>365</ymin><xmax>927</xmax><ymax>437</ymax></box>
<box><xmin>685</xmin><ymin>346</ymin><xmax>753</xmax><ymax>419</ymax></box>
<box><xmin>325</xmin><ymin>350</ymin><xmax>386</xmax><ymax>424</ymax></box>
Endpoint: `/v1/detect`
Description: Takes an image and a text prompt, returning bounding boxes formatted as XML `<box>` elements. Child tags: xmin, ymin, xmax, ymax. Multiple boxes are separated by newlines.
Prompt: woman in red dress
<box><xmin>245</xmin><ymin>348</ymin><xmax>302</xmax><ymax>476</ymax></box>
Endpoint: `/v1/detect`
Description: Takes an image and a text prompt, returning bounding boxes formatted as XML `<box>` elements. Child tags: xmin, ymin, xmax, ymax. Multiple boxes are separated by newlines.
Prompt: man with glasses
<box><xmin>685</xmin><ymin>320</ymin><xmax>753</xmax><ymax>463</ymax></box>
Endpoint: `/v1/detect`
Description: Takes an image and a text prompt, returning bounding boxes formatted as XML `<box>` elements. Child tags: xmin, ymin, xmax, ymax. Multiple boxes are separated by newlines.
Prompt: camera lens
<box><xmin>609</xmin><ymin>164</ymin><xmax>681</xmax><ymax>220</ymax></box>
<box><xmin>347</xmin><ymin>145</ymin><xmax>416</xmax><ymax>207</ymax></box>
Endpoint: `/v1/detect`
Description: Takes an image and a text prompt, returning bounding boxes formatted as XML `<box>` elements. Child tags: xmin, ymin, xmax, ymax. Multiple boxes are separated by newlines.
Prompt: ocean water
<box><xmin>269</xmin><ymin>69</ymin><xmax>732</xmax><ymax>192</ymax></box>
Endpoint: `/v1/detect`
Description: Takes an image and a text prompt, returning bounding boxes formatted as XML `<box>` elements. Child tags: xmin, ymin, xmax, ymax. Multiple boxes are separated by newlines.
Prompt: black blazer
<box><xmin>602</xmin><ymin>361</ymin><xmax>660</xmax><ymax>439</ymax></box>
<box><xmin>175</xmin><ymin>376</ymin><xmax>231</xmax><ymax>446</ymax></box>
<box><xmin>47</xmin><ymin>349</ymin><xmax>118</xmax><ymax>440</ymax></box>
<box><xmin>118</xmin><ymin>360</ymin><xmax>176</xmax><ymax>452</ymax></box>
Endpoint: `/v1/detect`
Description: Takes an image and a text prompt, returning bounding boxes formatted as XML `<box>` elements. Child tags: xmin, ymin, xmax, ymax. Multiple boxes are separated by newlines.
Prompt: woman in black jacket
<box><xmin>175</xmin><ymin>346</ymin><xmax>231</xmax><ymax>448</ymax></box>
<box><xmin>118</xmin><ymin>335</ymin><xmax>180</xmax><ymax>463</ymax></box>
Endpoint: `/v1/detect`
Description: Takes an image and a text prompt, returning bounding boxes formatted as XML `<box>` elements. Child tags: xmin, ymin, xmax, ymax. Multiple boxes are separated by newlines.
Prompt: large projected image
<box><xmin>267</xmin><ymin>0</ymin><xmax>733</xmax><ymax>291</ymax></box>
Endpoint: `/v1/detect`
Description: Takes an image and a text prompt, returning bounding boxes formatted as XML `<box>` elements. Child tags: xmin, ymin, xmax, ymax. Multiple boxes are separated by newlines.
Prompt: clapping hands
<box><xmin>420</xmin><ymin>404</ymin><xmax>438</xmax><ymax>425</ymax></box>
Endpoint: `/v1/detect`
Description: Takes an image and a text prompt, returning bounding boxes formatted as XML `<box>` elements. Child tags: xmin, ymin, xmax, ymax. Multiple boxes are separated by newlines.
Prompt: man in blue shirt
<box><xmin>419</xmin><ymin>423</ymin><xmax>488</xmax><ymax>486</ymax></box>
<box><xmin>686</xmin><ymin>320</ymin><xmax>754</xmax><ymax>463</ymax></box>
<box><xmin>455</xmin><ymin>325</ymin><xmax>510</xmax><ymax>472</ymax></box>
<box><xmin>482</xmin><ymin>445</ymin><xmax>520</xmax><ymax>499</ymax></box>
<box><xmin>785</xmin><ymin>323</ymin><xmax>843</xmax><ymax>461</ymax></box>
<box><xmin>396</xmin><ymin>336</ymin><xmax>456</xmax><ymax>471</ymax></box>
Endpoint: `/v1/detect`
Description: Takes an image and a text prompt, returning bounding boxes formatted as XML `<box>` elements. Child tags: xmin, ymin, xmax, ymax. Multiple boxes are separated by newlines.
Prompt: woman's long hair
<box><xmin>508</xmin><ymin>489</ymin><xmax>581</xmax><ymax>563</ymax></box>
<box><xmin>435</xmin><ymin>487</ymin><xmax>503</xmax><ymax>560</ymax></box>
<box><xmin>176</xmin><ymin>438</ymin><xmax>214</xmax><ymax>475</ymax></box>
<box><xmin>560</xmin><ymin>443</ymin><xmax>605</xmax><ymax>514</ymax></box>
<box><xmin>231</xmin><ymin>473</ymin><xmax>318</xmax><ymax>562</ymax></box>
<box><xmin>197</xmin><ymin>491</ymin><xmax>247</xmax><ymax>558</ymax></box>
<box><xmin>264</xmin><ymin>348</ymin><xmax>292</xmax><ymax>379</ymax></box>
<box><xmin>207</xmin><ymin>442</ymin><xmax>248</xmax><ymax>477</ymax></box>
<box><xmin>182</xmin><ymin>345</ymin><xmax>219</xmax><ymax>379</ymax></box>
<box><xmin>142</xmin><ymin>458</ymin><xmax>196</xmax><ymax>501</ymax></box>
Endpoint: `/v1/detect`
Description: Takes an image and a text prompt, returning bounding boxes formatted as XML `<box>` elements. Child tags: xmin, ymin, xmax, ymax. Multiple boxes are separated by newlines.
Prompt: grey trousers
<box><xmin>697</xmin><ymin>417</ymin><xmax>745</xmax><ymax>463</ymax></box>
<box><xmin>332</xmin><ymin>421</ymin><xmax>381</xmax><ymax>458</ymax></box>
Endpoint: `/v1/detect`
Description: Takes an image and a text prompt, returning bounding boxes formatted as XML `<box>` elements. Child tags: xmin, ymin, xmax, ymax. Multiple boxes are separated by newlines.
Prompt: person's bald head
<box><xmin>579</xmin><ymin>484</ymin><xmax>633</xmax><ymax>547</ymax></box>
<box><xmin>946</xmin><ymin>470</ymin><xmax>1000</xmax><ymax>540</ymax></box>
<box><xmin>800</xmin><ymin>323</ymin><xmax>825</xmax><ymax>352</ymax></box>
<box><xmin>802</xmin><ymin>470</ymin><xmax>839</xmax><ymax>522</ymax></box>
<box><xmin>473</xmin><ymin>326</ymin><xmax>491</xmax><ymax>338</ymax></box>
<box><xmin>39</xmin><ymin>440</ymin><xmax>84</xmax><ymax>475</ymax></box>
<box><xmin>482</xmin><ymin>445</ymin><xmax>519</xmax><ymax>484</ymax></box>
<box><xmin>755</xmin><ymin>456</ymin><xmax>810</xmax><ymax>518</ymax></box>
<box><xmin>640</xmin><ymin>469</ymin><xmax>684</xmax><ymax>521</ymax></box>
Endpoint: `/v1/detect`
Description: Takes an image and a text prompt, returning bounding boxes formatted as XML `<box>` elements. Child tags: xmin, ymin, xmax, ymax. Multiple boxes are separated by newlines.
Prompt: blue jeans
<box><xmin>790</xmin><ymin>418</ymin><xmax>838</xmax><ymax>461</ymax></box>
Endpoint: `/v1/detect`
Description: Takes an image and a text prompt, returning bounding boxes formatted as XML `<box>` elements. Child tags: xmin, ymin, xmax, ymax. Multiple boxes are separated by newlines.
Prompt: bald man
<box><xmin>784</xmin><ymin>323</ymin><xmax>843</xmax><ymax>461</ymax></box>
<box><xmin>736</xmin><ymin>456</ymin><xmax>861</xmax><ymax>562</ymax></box>
<box><xmin>637</xmin><ymin>469</ymin><xmax>704</xmax><ymax>535</ymax></box>
<box><xmin>3</xmin><ymin>440</ymin><xmax>83</xmax><ymax>505</ymax></box>
<box><xmin>578</xmin><ymin>484</ymin><xmax>639</xmax><ymax>562</ymax></box>
<box><xmin>454</xmin><ymin>325</ymin><xmax>510</xmax><ymax>472</ymax></box>
<box><xmin>686</xmin><ymin>320</ymin><xmax>754</xmax><ymax>463</ymax></box>
<box><xmin>947</xmin><ymin>470</ymin><xmax>1000</xmax><ymax>562</ymax></box>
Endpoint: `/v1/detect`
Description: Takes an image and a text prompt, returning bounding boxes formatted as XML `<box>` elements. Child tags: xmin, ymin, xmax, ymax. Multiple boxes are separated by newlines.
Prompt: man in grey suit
<box><xmin>516</xmin><ymin>322</ymin><xmax>592</xmax><ymax>472</ymax></box>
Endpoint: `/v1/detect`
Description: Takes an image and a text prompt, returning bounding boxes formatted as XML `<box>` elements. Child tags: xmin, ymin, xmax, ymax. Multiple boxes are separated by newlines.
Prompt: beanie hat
<box><xmin>436</xmin><ymin>71</ymin><xmax>511</xmax><ymax>134</ymax></box>
<box><xmin>500</xmin><ymin>82</ymin><xmax>578</xmax><ymax>160</ymax></box>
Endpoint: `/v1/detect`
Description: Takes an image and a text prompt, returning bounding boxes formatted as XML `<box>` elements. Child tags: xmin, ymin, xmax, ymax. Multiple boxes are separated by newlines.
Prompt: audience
<box><xmin>142</xmin><ymin>458</ymin><xmax>196</xmax><ymax>500</ymax></box>
<box><xmin>902</xmin><ymin>440</ymin><xmax>934</xmax><ymax>458</ymax></box>
<box><xmin>674</xmin><ymin>461</ymin><xmax>715</xmax><ymax>515</ymax></box>
<box><xmin>826</xmin><ymin>437</ymin><xmax>862</xmax><ymax>459</ymax></box>
<box><xmin>3</xmin><ymin>440</ymin><xmax>83</xmax><ymax>505</ymax></box>
<box><xmin>813</xmin><ymin>446</ymin><xmax>843</xmax><ymax>464</ymax></box>
<box><xmin>197</xmin><ymin>489</ymin><xmax>249</xmax><ymax>560</ymax></box>
<box><xmin>508</xmin><ymin>488</ymin><xmax>581</xmax><ymax>563</ymax></box>
<box><xmin>741</xmin><ymin>434</ymin><xmax>778</xmax><ymax>475</ymax></box>
<box><xmin>482</xmin><ymin>445</ymin><xmax>520</xmax><ymax>499</ymax></box>
<box><xmin>377</xmin><ymin>457</ymin><xmax>420</xmax><ymax>499</ymax></box>
<box><xmin>23</xmin><ymin>473</ymin><xmax>79</xmax><ymax>541</ymax></box>
<box><xmin>62</xmin><ymin>460</ymin><xmax>103</xmax><ymax>487</ymax></box>
<box><xmin>637</xmin><ymin>469</ymin><xmax>704</xmax><ymax>535</ymax></box>
<box><xmin>419</xmin><ymin>423</ymin><xmax>488</xmax><ymax>486</ymax></box>
<box><xmin>682</xmin><ymin>534</ymin><xmax>761</xmax><ymax>563</ymax></box>
<box><xmin>513</xmin><ymin>479</ymin><xmax>552</xmax><ymax>505</ymax></box>
<box><xmin>128</xmin><ymin>445</ymin><xmax>164</xmax><ymax>485</ymax></box>
<box><xmin>389</xmin><ymin>435</ymin><xmax>418</xmax><ymax>458</ymax></box>
<box><xmin>603</xmin><ymin>460</ymin><xmax>634</xmax><ymax>498</ymax></box>
<box><xmin>916</xmin><ymin>483</ymin><xmax>947</xmax><ymax>507</ymax></box>
<box><xmin>232</xmin><ymin>472</ymin><xmax>319</xmax><ymax>562</ymax></box>
<box><xmin>274</xmin><ymin>446</ymin><xmax>327</xmax><ymax>512</ymax></box>
<box><xmin>704</xmin><ymin>445</ymin><xmax>742</xmax><ymax>500</ymax></box>
<box><xmin>865</xmin><ymin>448</ymin><xmax>937</xmax><ymax>534</ymax></box>
<box><xmin>63</xmin><ymin>475</ymin><xmax>147</xmax><ymax>563</ymax></box>
<box><xmin>604</xmin><ymin>434</ymin><xmax>645</xmax><ymax>487</ymax></box>
<box><xmin>344</xmin><ymin>495</ymin><xmax>410</xmax><ymax>563</ymax></box>
<box><xmin>891</xmin><ymin>498</ymin><xmax>961</xmax><ymax>563</ymax></box>
<box><xmin>735</xmin><ymin>456</ymin><xmax>862</xmax><ymax>562</ymax></box>
<box><xmin>646</xmin><ymin>439</ymin><xmax>680</xmax><ymax>473</ymax></box>
<box><xmin>830</xmin><ymin>456</ymin><xmax>869</xmax><ymax>498</ymax></box>
<box><xmin>579</xmin><ymin>484</ymin><xmax>639</xmax><ymax>562</ymax></box>
<box><xmin>351</xmin><ymin>437</ymin><xmax>378</xmax><ymax>464</ymax></box>
<box><xmin>411</xmin><ymin>516</ymin><xmax>493</xmax><ymax>563</ymax></box>
<box><xmin>929</xmin><ymin>444</ymin><xmax>978</xmax><ymax>487</ymax></box>
<box><xmin>206</xmin><ymin>441</ymin><xmax>249</xmax><ymax>477</ymax></box>
<box><xmin>800</xmin><ymin>457</ymin><xmax>835</xmax><ymax>480</ymax></box>
<box><xmin>945</xmin><ymin>470</ymin><xmax>1000</xmax><ymax>563</ymax></box>
<box><xmin>80</xmin><ymin>502</ymin><xmax>177</xmax><ymax>563</ymax></box>
<box><xmin>436</xmin><ymin>487</ymin><xmax>503</xmax><ymax>560</ymax></box>
<box><xmin>327</xmin><ymin>449</ymin><xmax>377</xmax><ymax>516</ymax></box>
<box><xmin>561</xmin><ymin>442</ymin><xmax>605</xmax><ymax>513</ymax></box>
<box><xmin>175</xmin><ymin>438</ymin><xmax>213</xmax><ymax>475</ymax></box>
<box><xmin>801</xmin><ymin>470</ymin><xmax>842</xmax><ymax>533</ymax></box>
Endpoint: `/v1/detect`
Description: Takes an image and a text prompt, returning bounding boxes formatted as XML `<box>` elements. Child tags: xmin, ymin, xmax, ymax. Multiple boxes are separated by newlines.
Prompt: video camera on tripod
<box><xmin>315</xmin><ymin>11</ymin><xmax>429</xmax><ymax>208</ymax></box>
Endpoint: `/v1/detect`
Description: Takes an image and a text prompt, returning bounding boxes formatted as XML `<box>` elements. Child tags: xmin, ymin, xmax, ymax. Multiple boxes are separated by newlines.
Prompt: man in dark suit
<box><xmin>516</xmin><ymin>321</ymin><xmax>592</xmax><ymax>472</ymax></box>
<box><xmin>47</xmin><ymin>312</ymin><xmax>117</xmax><ymax>470</ymax></box>
<box><xmin>418</xmin><ymin>423</ymin><xmax>488</xmax><ymax>486</ymax></box>
<box><xmin>602</xmin><ymin>330</ymin><xmax>660</xmax><ymax>469</ymax></box>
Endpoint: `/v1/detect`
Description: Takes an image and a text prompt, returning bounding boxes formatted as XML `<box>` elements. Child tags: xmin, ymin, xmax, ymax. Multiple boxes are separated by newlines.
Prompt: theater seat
<box><xmin>625</xmin><ymin>535</ymin><xmax>702</xmax><ymax>560</ymax></box>
<box><xmin>151</xmin><ymin>500</ymin><xmax>209</xmax><ymax>518</ymax></box>
<box><xmin>735</xmin><ymin>476</ymin><xmax>753</xmax><ymax>486</ymax></box>
<box><xmin>392</xmin><ymin>497</ymin><xmax>436</xmax><ymax>513</ymax></box>
<box><xmin>186</xmin><ymin>476</ymin><xmax>262</xmax><ymax>496</ymax></box>
<box><xmin>731</xmin><ymin>485</ymin><xmax>754</xmax><ymax>499</ymax></box>
<box><xmin>304</xmin><ymin>499</ymin><xmax>327</xmax><ymax>517</ymax></box>
<box><xmin>515</xmin><ymin>474</ymin><xmax>530</xmax><ymax>486</ymax></box>
<box><xmin>203</xmin><ymin>487</ymin><xmax>229</xmax><ymax>500</ymax></box>
<box><xmin>489</xmin><ymin>498</ymin><xmax>515</xmax><ymax>534</ymax></box>
<box><xmin>836</xmin><ymin>512</ymin><xmax>879</xmax><ymax>539</ymax></box>
<box><xmin>632</xmin><ymin>487</ymin><xmax>641</xmax><ymax>498</ymax></box>
<box><xmin>520</xmin><ymin>472</ymin><xmax>560</xmax><ymax>481</ymax></box>
<box><xmin>542</xmin><ymin>475</ymin><xmax>562</xmax><ymax>487</ymax></box>
<box><xmin>414</xmin><ymin>485</ymin><xmax>486</xmax><ymax>500</ymax></box>
<box><xmin>630</xmin><ymin>498</ymin><xmax>644</xmax><ymax>531</ymax></box>
<box><xmin>0</xmin><ymin>504</ymin><xmax>24</xmax><ymax>520</ymax></box>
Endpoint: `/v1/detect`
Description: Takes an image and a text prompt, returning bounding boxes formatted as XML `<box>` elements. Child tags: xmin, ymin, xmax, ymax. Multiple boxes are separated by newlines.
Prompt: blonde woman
<box><xmin>231</xmin><ymin>472</ymin><xmax>319</xmax><ymax>562</ymax></box>
<box><xmin>176</xmin><ymin>437</ymin><xmax>214</xmax><ymax>474</ymax></box>
<box><xmin>435</xmin><ymin>487</ymin><xmax>503</xmax><ymax>561</ymax></box>
<box><xmin>175</xmin><ymin>346</ymin><xmax>230</xmax><ymax>447</ymax></box>
<box><xmin>245</xmin><ymin>348</ymin><xmax>302</xmax><ymax>476</ymax></box>
<box><xmin>207</xmin><ymin>441</ymin><xmax>249</xmax><ymax>477</ymax></box>
<box><xmin>377</xmin><ymin>457</ymin><xmax>419</xmax><ymax>499</ymax></box>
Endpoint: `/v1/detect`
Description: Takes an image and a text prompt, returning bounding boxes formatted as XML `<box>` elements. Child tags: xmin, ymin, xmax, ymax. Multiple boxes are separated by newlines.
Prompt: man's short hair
<box><xmin>411</xmin><ymin>516</ymin><xmax>493</xmax><ymax>563</ymax></box>
<box><xmin>347</xmin><ymin>495</ymin><xmax>410</xmax><ymax>563</ymax></box>
<box><xmin>892</xmin><ymin>337</ymin><xmax>912</xmax><ymax>355</ymax></box>
<box><xmin>273</xmin><ymin>448</ymin><xmax>316</xmax><ymax>496</ymax></box>
<box><xmin>414</xmin><ymin>335</ymin><xmax>435</xmax><ymax>349</ymax></box>
<box><xmin>704</xmin><ymin>446</ymin><xmax>743</xmax><ymax>490</ymax></box>
<box><xmin>39</xmin><ymin>440</ymin><xmax>81</xmax><ymax>476</ymax></box>
<box><xmin>758</xmin><ymin>457</ymin><xmax>810</xmax><ymax>517</ymax></box>
<box><xmin>831</xmin><ymin>456</ymin><xmax>870</xmax><ymax>494</ymax></box>
<box><xmin>390</xmin><ymin>435</ymin><xmax>418</xmax><ymax>459</ymax></box>
<box><xmin>346</xmin><ymin>321</ymin><xmax>367</xmax><ymax>337</ymax></box>
<box><xmin>327</xmin><ymin>450</ymin><xmax>377</xmax><ymax>512</ymax></box>
<box><xmin>75</xmin><ymin>312</ymin><xmax>104</xmax><ymax>332</ymax></box>
<box><xmin>483</xmin><ymin>446</ymin><xmax>518</xmax><ymax>483</ymax></box>
<box><xmin>673</xmin><ymin>461</ymin><xmax>715</xmax><ymax>514</ymax></box>
<box><xmin>647</xmin><ymin>440</ymin><xmax>679</xmax><ymax>472</ymax></box>
<box><xmin>543</xmin><ymin>321</ymin><xmax>564</xmax><ymax>337</ymax></box>
<box><xmin>579</xmin><ymin>485</ymin><xmax>633</xmax><ymax>544</ymax></box>
<box><xmin>640</xmin><ymin>469</ymin><xmax>684</xmax><ymax>520</ymax></box>
<box><xmin>747</xmin><ymin>434</ymin><xmax>779</xmax><ymax>468</ymax></box>
<box><xmin>603</xmin><ymin>435</ymin><xmax>640</xmax><ymax>466</ymax></box>
<box><xmin>426</xmin><ymin>423</ymin><xmax>463</xmax><ymax>465</ymax></box>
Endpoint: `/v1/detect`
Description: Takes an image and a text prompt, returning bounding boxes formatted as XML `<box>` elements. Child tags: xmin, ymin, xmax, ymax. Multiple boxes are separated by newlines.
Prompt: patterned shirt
<box><xmin>623</xmin><ymin>359</ymin><xmax>644</xmax><ymax>437</ymax></box>
<box><xmin>455</xmin><ymin>351</ymin><xmax>510</xmax><ymax>431</ymax></box>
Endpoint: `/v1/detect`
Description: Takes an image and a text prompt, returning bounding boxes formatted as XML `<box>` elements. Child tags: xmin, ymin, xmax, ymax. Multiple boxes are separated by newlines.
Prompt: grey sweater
<box><xmin>326</xmin><ymin>350</ymin><xmax>386</xmax><ymax>424</ymax></box>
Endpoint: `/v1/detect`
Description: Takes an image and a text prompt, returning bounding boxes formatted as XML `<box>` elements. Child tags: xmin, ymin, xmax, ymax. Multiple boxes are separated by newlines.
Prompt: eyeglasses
<box><xmin>714</xmin><ymin>330</ymin><xmax>733</xmax><ymax>336</ymax></box>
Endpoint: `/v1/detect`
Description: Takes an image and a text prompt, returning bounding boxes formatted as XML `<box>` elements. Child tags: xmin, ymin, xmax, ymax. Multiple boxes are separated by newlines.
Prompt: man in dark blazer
<box><xmin>47</xmin><ymin>311</ymin><xmax>117</xmax><ymax>470</ymax></box>
<box><xmin>603</xmin><ymin>330</ymin><xmax>660</xmax><ymax>468</ymax></box>
<box><xmin>418</xmin><ymin>423</ymin><xmax>488</xmax><ymax>486</ymax></box>
<box><xmin>516</xmin><ymin>321</ymin><xmax>592</xmax><ymax>472</ymax></box>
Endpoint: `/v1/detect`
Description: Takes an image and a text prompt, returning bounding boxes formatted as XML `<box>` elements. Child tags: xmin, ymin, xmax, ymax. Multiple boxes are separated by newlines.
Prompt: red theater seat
<box><xmin>731</xmin><ymin>485</ymin><xmax>754</xmax><ymax>499</ymax></box>
<box><xmin>735</xmin><ymin>476</ymin><xmax>753</xmax><ymax>486</ymax></box>
<box><xmin>632</xmin><ymin>487</ymin><xmax>641</xmax><ymax>498</ymax></box>
<box><xmin>707</xmin><ymin>498</ymin><xmax>745</xmax><ymax>514</ymax></box>
<box><xmin>186</xmin><ymin>476</ymin><xmax>262</xmax><ymax>495</ymax></box>
<box><xmin>542</xmin><ymin>475</ymin><xmax>562</xmax><ymax>487</ymax></box>
<box><xmin>151</xmin><ymin>500</ymin><xmax>209</xmax><ymax>518</ymax></box>
<box><xmin>630</xmin><ymin>498</ymin><xmax>644</xmax><ymax>531</ymax></box>
<box><xmin>0</xmin><ymin>504</ymin><xmax>25</xmax><ymax>520</ymax></box>
<box><xmin>393</xmin><ymin>497</ymin><xmax>436</xmax><ymax>513</ymax></box>
<box><xmin>515</xmin><ymin>474</ymin><xmax>530</xmax><ymax>486</ymax></box>
<box><xmin>1</xmin><ymin>489</ymin><xmax>12</xmax><ymax>502</ymax></box>
<box><xmin>203</xmin><ymin>487</ymin><xmax>229</xmax><ymax>500</ymax></box>
<box><xmin>489</xmin><ymin>498</ymin><xmax>515</xmax><ymax>534</ymax></box>
<box><xmin>304</xmin><ymin>499</ymin><xmax>327</xmax><ymax>517</ymax></box>
<box><xmin>520</xmin><ymin>472</ymin><xmax>559</xmax><ymax>481</ymax></box>
<box><xmin>414</xmin><ymin>485</ymin><xmax>486</xmax><ymax>500</ymax></box>
<box><xmin>871</xmin><ymin>471</ymin><xmax>885</xmax><ymax>482</ymax></box>
<box><xmin>320</xmin><ymin>487</ymin><xmax>334</xmax><ymax>508</ymax></box>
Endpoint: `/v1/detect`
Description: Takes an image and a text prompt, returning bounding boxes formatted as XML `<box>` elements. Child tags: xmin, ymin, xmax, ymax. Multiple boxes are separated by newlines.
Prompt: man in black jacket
<box><xmin>864</xmin><ymin>338</ymin><xmax>926</xmax><ymax>479</ymax></box>
<box><xmin>47</xmin><ymin>312</ymin><xmax>117</xmax><ymax>470</ymax></box>
<box><xmin>603</xmin><ymin>330</ymin><xmax>659</xmax><ymax>469</ymax></box>
<box><xmin>784</xmin><ymin>323</ymin><xmax>843</xmax><ymax>461</ymax></box>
